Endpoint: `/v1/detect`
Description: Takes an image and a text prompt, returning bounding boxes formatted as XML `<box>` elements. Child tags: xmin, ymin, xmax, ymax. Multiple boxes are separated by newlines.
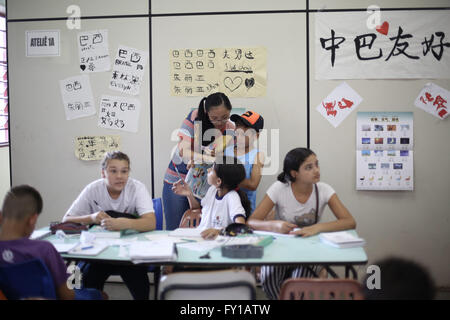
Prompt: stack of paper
<box><xmin>129</xmin><ymin>240</ymin><xmax>177</xmax><ymax>264</ymax></box>
<box><xmin>68</xmin><ymin>242</ymin><xmax>109</xmax><ymax>256</ymax></box>
<box><xmin>319</xmin><ymin>231</ymin><xmax>365</xmax><ymax>249</ymax></box>
<box><xmin>168</xmin><ymin>228</ymin><xmax>204</xmax><ymax>238</ymax></box>
<box><xmin>30</xmin><ymin>230</ymin><xmax>52</xmax><ymax>240</ymax></box>
<box><xmin>88</xmin><ymin>226</ymin><xmax>121</xmax><ymax>238</ymax></box>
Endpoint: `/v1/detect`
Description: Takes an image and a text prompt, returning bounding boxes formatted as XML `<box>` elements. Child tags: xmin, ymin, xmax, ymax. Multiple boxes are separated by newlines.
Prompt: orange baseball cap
<box><xmin>231</xmin><ymin>110</ymin><xmax>264</xmax><ymax>132</ymax></box>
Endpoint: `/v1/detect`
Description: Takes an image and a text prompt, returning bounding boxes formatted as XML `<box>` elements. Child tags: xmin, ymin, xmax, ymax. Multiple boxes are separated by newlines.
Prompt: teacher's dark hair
<box><xmin>196</xmin><ymin>92</ymin><xmax>232</xmax><ymax>146</ymax></box>
<box><xmin>277</xmin><ymin>148</ymin><xmax>315</xmax><ymax>183</ymax></box>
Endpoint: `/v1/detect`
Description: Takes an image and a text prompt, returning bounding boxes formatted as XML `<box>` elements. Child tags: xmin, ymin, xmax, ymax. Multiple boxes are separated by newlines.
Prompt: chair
<box><xmin>150</xmin><ymin>197</ymin><xmax>163</xmax><ymax>299</ymax></box>
<box><xmin>152</xmin><ymin>197</ymin><xmax>163</xmax><ymax>231</ymax></box>
<box><xmin>279</xmin><ymin>278</ymin><xmax>364</xmax><ymax>300</ymax></box>
<box><xmin>179</xmin><ymin>209</ymin><xmax>202</xmax><ymax>228</ymax></box>
<box><xmin>158</xmin><ymin>269</ymin><xmax>256</xmax><ymax>300</ymax></box>
<box><xmin>0</xmin><ymin>258</ymin><xmax>57</xmax><ymax>300</ymax></box>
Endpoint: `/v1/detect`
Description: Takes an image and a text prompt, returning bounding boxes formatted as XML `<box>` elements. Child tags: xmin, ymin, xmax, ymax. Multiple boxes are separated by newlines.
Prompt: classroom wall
<box><xmin>6</xmin><ymin>0</ymin><xmax>450</xmax><ymax>287</ymax></box>
<box><xmin>7</xmin><ymin>0</ymin><xmax>152</xmax><ymax>228</ymax></box>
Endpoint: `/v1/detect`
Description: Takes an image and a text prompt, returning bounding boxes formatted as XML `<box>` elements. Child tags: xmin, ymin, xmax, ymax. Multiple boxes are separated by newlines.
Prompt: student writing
<box><xmin>62</xmin><ymin>151</ymin><xmax>155</xmax><ymax>300</ymax></box>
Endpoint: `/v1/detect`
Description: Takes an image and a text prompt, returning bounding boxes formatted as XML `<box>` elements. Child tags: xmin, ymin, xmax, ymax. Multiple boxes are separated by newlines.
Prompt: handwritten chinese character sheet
<box><xmin>110</xmin><ymin>45</ymin><xmax>149</xmax><ymax>95</ymax></box>
<box><xmin>316</xmin><ymin>82</ymin><xmax>363</xmax><ymax>128</ymax></box>
<box><xmin>169</xmin><ymin>47</ymin><xmax>266</xmax><ymax>97</ymax></box>
<box><xmin>414</xmin><ymin>83</ymin><xmax>449</xmax><ymax>120</ymax></box>
<box><xmin>75</xmin><ymin>135</ymin><xmax>121</xmax><ymax>161</ymax></box>
<box><xmin>59</xmin><ymin>75</ymin><xmax>96</xmax><ymax>120</ymax></box>
<box><xmin>77</xmin><ymin>29</ymin><xmax>111</xmax><ymax>73</ymax></box>
<box><xmin>356</xmin><ymin>112</ymin><xmax>414</xmax><ymax>191</ymax></box>
<box><xmin>98</xmin><ymin>95</ymin><xmax>141</xmax><ymax>133</ymax></box>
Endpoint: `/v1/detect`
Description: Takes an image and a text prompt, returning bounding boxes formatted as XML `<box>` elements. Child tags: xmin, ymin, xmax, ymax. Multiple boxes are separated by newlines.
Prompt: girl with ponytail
<box><xmin>163</xmin><ymin>92</ymin><xmax>235</xmax><ymax>230</ymax></box>
<box><xmin>248</xmin><ymin>147</ymin><xmax>357</xmax><ymax>300</ymax></box>
<box><xmin>172</xmin><ymin>156</ymin><xmax>250</xmax><ymax>240</ymax></box>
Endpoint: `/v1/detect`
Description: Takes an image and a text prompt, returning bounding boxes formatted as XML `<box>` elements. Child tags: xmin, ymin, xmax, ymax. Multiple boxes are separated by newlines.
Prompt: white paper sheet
<box><xmin>77</xmin><ymin>29</ymin><xmax>111</xmax><ymax>73</ymax></box>
<box><xmin>59</xmin><ymin>75</ymin><xmax>96</xmax><ymax>120</ymax></box>
<box><xmin>98</xmin><ymin>95</ymin><xmax>141</xmax><ymax>133</ymax></box>
<box><xmin>316</xmin><ymin>82</ymin><xmax>363</xmax><ymax>128</ymax></box>
<box><xmin>414</xmin><ymin>83</ymin><xmax>449</xmax><ymax>120</ymax></box>
<box><xmin>109</xmin><ymin>45</ymin><xmax>148</xmax><ymax>95</ymax></box>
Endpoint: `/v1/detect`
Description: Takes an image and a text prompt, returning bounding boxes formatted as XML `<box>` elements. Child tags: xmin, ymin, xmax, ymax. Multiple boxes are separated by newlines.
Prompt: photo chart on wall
<box><xmin>356</xmin><ymin>112</ymin><xmax>413</xmax><ymax>190</ymax></box>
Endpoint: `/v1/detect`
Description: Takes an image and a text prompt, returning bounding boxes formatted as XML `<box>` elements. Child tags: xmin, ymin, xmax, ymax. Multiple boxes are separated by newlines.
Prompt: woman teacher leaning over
<box><xmin>162</xmin><ymin>92</ymin><xmax>235</xmax><ymax>230</ymax></box>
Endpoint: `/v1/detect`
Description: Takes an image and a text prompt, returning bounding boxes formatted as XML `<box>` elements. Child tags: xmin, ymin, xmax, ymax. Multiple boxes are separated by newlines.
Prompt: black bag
<box><xmin>49</xmin><ymin>221</ymin><xmax>89</xmax><ymax>234</ymax></box>
<box><xmin>104</xmin><ymin>210</ymin><xmax>138</xmax><ymax>220</ymax></box>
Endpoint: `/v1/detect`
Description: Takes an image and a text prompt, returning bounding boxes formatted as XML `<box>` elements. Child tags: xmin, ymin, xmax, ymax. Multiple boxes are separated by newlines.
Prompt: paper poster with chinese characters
<box><xmin>98</xmin><ymin>95</ymin><xmax>141</xmax><ymax>133</ymax></box>
<box><xmin>59</xmin><ymin>75</ymin><xmax>96</xmax><ymax>120</ymax></box>
<box><xmin>414</xmin><ymin>83</ymin><xmax>449</xmax><ymax>120</ymax></box>
<box><xmin>356</xmin><ymin>112</ymin><xmax>414</xmax><ymax>191</ymax></box>
<box><xmin>316</xmin><ymin>82</ymin><xmax>363</xmax><ymax>128</ymax></box>
<box><xmin>75</xmin><ymin>135</ymin><xmax>121</xmax><ymax>161</ymax></box>
<box><xmin>170</xmin><ymin>47</ymin><xmax>266</xmax><ymax>97</ymax></box>
<box><xmin>316</xmin><ymin>10</ymin><xmax>450</xmax><ymax>79</ymax></box>
<box><xmin>109</xmin><ymin>45</ymin><xmax>148</xmax><ymax>95</ymax></box>
<box><xmin>77</xmin><ymin>29</ymin><xmax>110</xmax><ymax>73</ymax></box>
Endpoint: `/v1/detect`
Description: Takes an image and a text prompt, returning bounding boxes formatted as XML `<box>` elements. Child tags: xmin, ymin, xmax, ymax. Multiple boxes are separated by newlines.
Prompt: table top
<box><xmin>41</xmin><ymin>228</ymin><xmax>368</xmax><ymax>267</ymax></box>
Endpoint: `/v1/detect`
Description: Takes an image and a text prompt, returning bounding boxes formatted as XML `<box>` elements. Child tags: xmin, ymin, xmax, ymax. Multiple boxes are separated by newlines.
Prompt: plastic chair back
<box><xmin>159</xmin><ymin>269</ymin><xmax>256</xmax><ymax>300</ymax></box>
<box><xmin>152</xmin><ymin>197</ymin><xmax>163</xmax><ymax>230</ymax></box>
<box><xmin>0</xmin><ymin>259</ymin><xmax>56</xmax><ymax>300</ymax></box>
<box><xmin>279</xmin><ymin>278</ymin><xmax>364</xmax><ymax>300</ymax></box>
<box><xmin>179</xmin><ymin>209</ymin><xmax>202</xmax><ymax>228</ymax></box>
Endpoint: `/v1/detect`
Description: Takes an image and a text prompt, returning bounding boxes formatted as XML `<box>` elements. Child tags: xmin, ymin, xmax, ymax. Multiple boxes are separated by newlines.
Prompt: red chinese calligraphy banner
<box><xmin>315</xmin><ymin>11</ymin><xmax>450</xmax><ymax>79</ymax></box>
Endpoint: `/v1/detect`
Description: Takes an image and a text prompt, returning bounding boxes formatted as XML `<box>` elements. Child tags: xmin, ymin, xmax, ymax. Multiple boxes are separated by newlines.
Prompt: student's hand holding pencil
<box><xmin>90</xmin><ymin>211</ymin><xmax>111</xmax><ymax>224</ymax></box>
<box><xmin>272</xmin><ymin>220</ymin><xmax>297</xmax><ymax>234</ymax></box>
<box><xmin>172</xmin><ymin>179</ymin><xmax>192</xmax><ymax>197</ymax></box>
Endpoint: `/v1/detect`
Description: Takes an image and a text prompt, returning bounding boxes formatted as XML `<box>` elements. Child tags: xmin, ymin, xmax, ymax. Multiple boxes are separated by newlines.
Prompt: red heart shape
<box><xmin>376</xmin><ymin>21</ymin><xmax>389</xmax><ymax>35</ymax></box>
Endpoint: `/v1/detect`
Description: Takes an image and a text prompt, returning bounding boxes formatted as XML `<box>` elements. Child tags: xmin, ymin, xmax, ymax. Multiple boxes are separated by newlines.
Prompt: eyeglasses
<box><xmin>208</xmin><ymin>115</ymin><xmax>230</xmax><ymax>124</ymax></box>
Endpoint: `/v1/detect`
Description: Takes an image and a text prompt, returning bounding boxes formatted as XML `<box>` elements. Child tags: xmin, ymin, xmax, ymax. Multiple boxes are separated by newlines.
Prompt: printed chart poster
<box><xmin>316</xmin><ymin>82</ymin><xmax>363</xmax><ymax>128</ymax></box>
<box><xmin>170</xmin><ymin>47</ymin><xmax>267</xmax><ymax>98</ymax></box>
<box><xmin>59</xmin><ymin>75</ymin><xmax>96</xmax><ymax>120</ymax></box>
<box><xmin>356</xmin><ymin>112</ymin><xmax>414</xmax><ymax>191</ymax></box>
<box><xmin>75</xmin><ymin>135</ymin><xmax>121</xmax><ymax>161</ymax></box>
<box><xmin>26</xmin><ymin>30</ymin><xmax>60</xmax><ymax>57</ymax></box>
<box><xmin>98</xmin><ymin>95</ymin><xmax>141</xmax><ymax>133</ymax></box>
<box><xmin>78</xmin><ymin>29</ymin><xmax>110</xmax><ymax>73</ymax></box>
<box><xmin>316</xmin><ymin>10</ymin><xmax>450</xmax><ymax>79</ymax></box>
<box><xmin>109</xmin><ymin>45</ymin><xmax>148</xmax><ymax>95</ymax></box>
<box><xmin>414</xmin><ymin>83</ymin><xmax>449</xmax><ymax>120</ymax></box>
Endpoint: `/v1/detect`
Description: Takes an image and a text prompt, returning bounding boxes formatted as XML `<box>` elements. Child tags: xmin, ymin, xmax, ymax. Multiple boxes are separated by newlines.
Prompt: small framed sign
<box><xmin>26</xmin><ymin>30</ymin><xmax>60</xmax><ymax>57</ymax></box>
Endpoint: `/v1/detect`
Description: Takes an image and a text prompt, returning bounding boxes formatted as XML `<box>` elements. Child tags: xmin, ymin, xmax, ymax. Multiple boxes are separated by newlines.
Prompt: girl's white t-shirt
<box><xmin>266</xmin><ymin>181</ymin><xmax>335</xmax><ymax>225</ymax></box>
<box><xmin>64</xmin><ymin>178</ymin><xmax>154</xmax><ymax>218</ymax></box>
<box><xmin>198</xmin><ymin>186</ymin><xmax>246</xmax><ymax>230</ymax></box>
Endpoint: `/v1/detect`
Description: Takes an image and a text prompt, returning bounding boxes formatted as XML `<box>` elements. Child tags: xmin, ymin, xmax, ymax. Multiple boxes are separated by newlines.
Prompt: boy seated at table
<box><xmin>0</xmin><ymin>185</ymin><xmax>103</xmax><ymax>300</ymax></box>
<box><xmin>62</xmin><ymin>151</ymin><xmax>155</xmax><ymax>300</ymax></box>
